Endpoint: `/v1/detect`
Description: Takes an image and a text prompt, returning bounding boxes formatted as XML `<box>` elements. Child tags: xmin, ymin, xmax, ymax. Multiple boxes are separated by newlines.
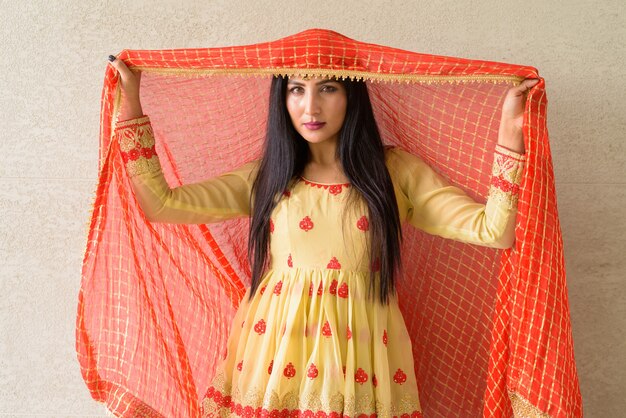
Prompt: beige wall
<box><xmin>1</xmin><ymin>1</ymin><xmax>623</xmax><ymax>416</ymax></box>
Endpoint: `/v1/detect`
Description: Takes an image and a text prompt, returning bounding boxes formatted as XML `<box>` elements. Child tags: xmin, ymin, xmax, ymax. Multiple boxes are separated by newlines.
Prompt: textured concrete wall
<box><xmin>1</xmin><ymin>1</ymin><xmax>624</xmax><ymax>416</ymax></box>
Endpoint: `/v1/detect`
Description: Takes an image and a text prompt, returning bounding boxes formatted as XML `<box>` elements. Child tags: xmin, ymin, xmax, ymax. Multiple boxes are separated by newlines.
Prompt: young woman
<box><xmin>108</xmin><ymin>55</ymin><xmax>537</xmax><ymax>418</ymax></box>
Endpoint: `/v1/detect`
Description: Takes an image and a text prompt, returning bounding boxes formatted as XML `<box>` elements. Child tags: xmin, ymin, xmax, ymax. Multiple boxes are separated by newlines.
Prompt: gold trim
<box><xmin>202</xmin><ymin>370</ymin><xmax>422</xmax><ymax>418</ymax></box>
<box><xmin>124</xmin><ymin>157</ymin><xmax>161</xmax><ymax>177</ymax></box>
<box><xmin>107</xmin><ymin>65</ymin><xmax>524</xmax><ymax>153</ymax></box>
<box><xmin>127</xmin><ymin>65</ymin><xmax>524</xmax><ymax>85</ymax></box>
<box><xmin>112</xmin><ymin>81</ymin><xmax>122</xmax><ymax>133</ymax></box>
<box><xmin>509</xmin><ymin>391</ymin><xmax>552</xmax><ymax>418</ymax></box>
<box><xmin>495</xmin><ymin>144</ymin><xmax>527</xmax><ymax>160</ymax></box>
<box><xmin>116</xmin><ymin>115</ymin><xmax>151</xmax><ymax>128</ymax></box>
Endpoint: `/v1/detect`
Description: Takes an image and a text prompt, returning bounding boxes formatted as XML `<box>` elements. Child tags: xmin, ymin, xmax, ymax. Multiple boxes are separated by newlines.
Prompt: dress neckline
<box><xmin>299</xmin><ymin>176</ymin><xmax>351</xmax><ymax>187</ymax></box>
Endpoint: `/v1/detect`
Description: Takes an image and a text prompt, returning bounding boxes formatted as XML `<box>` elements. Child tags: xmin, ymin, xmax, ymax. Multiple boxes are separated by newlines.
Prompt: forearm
<box><xmin>396</xmin><ymin>146</ymin><xmax>525</xmax><ymax>249</ymax></box>
<box><xmin>119</xmin><ymin>96</ymin><xmax>143</xmax><ymax>121</ymax></box>
<box><xmin>497</xmin><ymin>119</ymin><xmax>525</xmax><ymax>154</ymax></box>
<box><xmin>496</xmin><ymin>78</ymin><xmax>538</xmax><ymax>154</ymax></box>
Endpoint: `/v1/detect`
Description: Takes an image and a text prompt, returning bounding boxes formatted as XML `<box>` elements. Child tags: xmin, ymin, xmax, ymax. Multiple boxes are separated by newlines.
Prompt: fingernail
<box><xmin>108</xmin><ymin>55</ymin><xmax>116</xmax><ymax>62</ymax></box>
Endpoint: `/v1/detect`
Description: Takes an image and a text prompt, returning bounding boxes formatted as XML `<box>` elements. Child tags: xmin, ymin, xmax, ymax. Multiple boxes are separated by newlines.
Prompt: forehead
<box><xmin>287</xmin><ymin>75</ymin><xmax>340</xmax><ymax>84</ymax></box>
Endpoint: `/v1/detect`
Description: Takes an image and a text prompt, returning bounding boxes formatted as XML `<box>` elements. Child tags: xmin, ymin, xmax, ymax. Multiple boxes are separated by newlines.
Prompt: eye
<box><xmin>288</xmin><ymin>86</ymin><xmax>304</xmax><ymax>95</ymax></box>
<box><xmin>321</xmin><ymin>85</ymin><xmax>338</xmax><ymax>93</ymax></box>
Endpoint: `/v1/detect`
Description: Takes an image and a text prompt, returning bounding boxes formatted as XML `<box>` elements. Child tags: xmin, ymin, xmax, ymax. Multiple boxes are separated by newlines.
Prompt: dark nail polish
<box><xmin>108</xmin><ymin>55</ymin><xmax>116</xmax><ymax>62</ymax></box>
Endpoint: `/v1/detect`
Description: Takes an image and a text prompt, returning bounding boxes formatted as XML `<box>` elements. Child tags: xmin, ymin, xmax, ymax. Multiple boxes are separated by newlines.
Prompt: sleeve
<box><xmin>388</xmin><ymin>145</ymin><xmax>526</xmax><ymax>249</ymax></box>
<box><xmin>115</xmin><ymin>115</ymin><xmax>259</xmax><ymax>224</ymax></box>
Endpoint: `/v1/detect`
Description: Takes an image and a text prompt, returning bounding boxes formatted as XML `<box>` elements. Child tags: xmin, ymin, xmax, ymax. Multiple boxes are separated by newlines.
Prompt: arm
<box><xmin>389</xmin><ymin>78</ymin><xmax>536</xmax><ymax>248</ymax></box>
<box><xmin>388</xmin><ymin>146</ymin><xmax>525</xmax><ymax>249</ymax></box>
<box><xmin>116</xmin><ymin>115</ymin><xmax>259</xmax><ymax>224</ymax></box>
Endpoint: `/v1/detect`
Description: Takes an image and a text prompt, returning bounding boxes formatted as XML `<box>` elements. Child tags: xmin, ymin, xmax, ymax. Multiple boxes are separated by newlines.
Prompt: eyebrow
<box><xmin>287</xmin><ymin>79</ymin><xmax>339</xmax><ymax>86</ymax></box>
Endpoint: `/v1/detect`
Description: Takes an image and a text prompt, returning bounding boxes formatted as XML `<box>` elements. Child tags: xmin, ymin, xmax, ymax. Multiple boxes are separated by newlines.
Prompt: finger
<box><xmin>517</xmin><ymin>78</ymin><xmax>540</xmax><ymax>94</ymax></box>
<box><xmin>107</xmin><ymin>55</ymin><xmax>133</xmax><ymax>81</ymax></box>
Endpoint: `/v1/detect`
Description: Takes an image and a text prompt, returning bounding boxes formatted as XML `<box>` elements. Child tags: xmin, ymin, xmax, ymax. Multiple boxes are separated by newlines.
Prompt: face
<box><xmin>285</xmin><ymin>76</ymin><xmax>348</xmax><ymax>146</ymax></box>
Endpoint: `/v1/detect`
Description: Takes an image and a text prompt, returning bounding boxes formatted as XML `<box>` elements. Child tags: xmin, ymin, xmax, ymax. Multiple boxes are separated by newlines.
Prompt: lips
<box><xmin>304</xmin><ymin>122</ymin><xmax>326</xmax><ymax>130</ymax></box>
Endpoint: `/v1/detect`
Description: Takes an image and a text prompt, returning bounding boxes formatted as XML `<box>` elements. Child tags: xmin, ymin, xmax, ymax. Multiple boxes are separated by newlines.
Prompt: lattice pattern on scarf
<box><xmin>77</xmin><ymin>29</ymin><xmax>581</xmax><ymax>418</ymax></box>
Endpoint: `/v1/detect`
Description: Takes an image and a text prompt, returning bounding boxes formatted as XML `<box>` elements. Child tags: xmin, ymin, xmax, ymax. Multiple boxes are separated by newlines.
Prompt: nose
<box><xmin>303</xmin><ymin>90</ymin><xmax>321</xmax><ymax>116</ymax></box>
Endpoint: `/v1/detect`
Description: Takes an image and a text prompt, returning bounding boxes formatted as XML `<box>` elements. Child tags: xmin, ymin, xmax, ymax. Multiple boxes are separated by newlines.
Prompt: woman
<box><xmin>108</xmin><ymin>55</ymin><xmax>536</xmax><ymax>418</ymax></box>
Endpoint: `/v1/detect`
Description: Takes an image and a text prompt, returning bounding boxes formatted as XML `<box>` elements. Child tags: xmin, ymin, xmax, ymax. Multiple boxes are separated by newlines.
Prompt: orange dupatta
<box><xmin>77</xmin><ymin>29</ymin><xmax>582</xmax><ymax>417</ymax></box>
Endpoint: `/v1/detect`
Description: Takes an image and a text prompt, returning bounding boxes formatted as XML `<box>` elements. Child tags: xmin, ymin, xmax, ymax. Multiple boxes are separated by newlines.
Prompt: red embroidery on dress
<box><xmin>354</xmin><ymin>367</ymin><xmax>369</xmax><ymax>384</ymax></box>
<box><xmin>307</xmin><ymin>363</ymin><xmax>319</xmax><ymax>379</ymax></box>
<box><xmin>337</xmin><ymin>283</ymin><xmax>349</xmax><ymax>298</ymax></box>
<box><xmin>393</xmin><ymin>368</ymin><xmax>407</xmax><ymax>384</ymax></box>
<box><xmin>282</xmin><ymin>189</ymin><xmax>291</xmax><ymax>197</ymax></box>
<box><xmin>300</xmin><ymin>177</ymin><xmax>350</xmax><ymax>195</ymax></box>
<box><xmin>226</xmin><ymin>397</ymin><xmax>233</xmax><ymax>410</ymax></box>
<box><xmin>299</xmin><ymin>216</ymin><xmax>314</xmax><ymax>232</ymax></box>
<box><xmin>287</xmin><ymin>253</ymin><xmax>293</xmax><ymax>268</ymax></box>
<box><xmin>259</xmin><ymin>285</ymin><xmax>267</xmax><ymax>295</ymax></box>
<box><xmin>317</xmin><ymin>282</ymin><xmax>323</xmax><ymax>296</ymax></box>
<box><xmin>283</xmin><ymin>362</ymin><xmax>296</xmax><ymax>379</ymax></box>
<box><xmin>267</xmin><ymin>360</ymin><xmax>273</xmax><ymax>375</ymax></box>
<box><xmin>140</xmin><ymin>147</ymin><xmax>153</xmax><ymax>159</ymax></box>
<box><xmin>372</xmin><ymin>374</ymin><xmax>378</xmax><ymax>387</ymax></box>
<box><xmin>236</xmin><ymin>361</ymin><xmax>243</xmax><ymax>371</ymax></box>
<box><xmin>328</xmin><ymin>185</ymin><xmax>343</xmax><ymax>195</ymax></box>
<box><xmin>383</xmin><ymin>329</ymin><xmax>388</xmax><ymax>346</ymax></box>
<box><xmin>356</xmin><ymin>215</ymin><xmax>369</xmax><ymax>231</ymax></box>
<box><xmin>273</xmin><ymin>281</ymin><xmax>282</xmax><ymax>295</ymax></box>
<box><xmin>308</xmin><ymin>282</ymin><xmax>313</xmax><ymax>297</ymax></box>
<box><xmin>491</xmin><ymin>175</ymin><xmax>520</xmax><ymax>194</ymax></box>
<box><xmin>346</xmin><ymin>326</ymin><xmax>352</xmax><ymax>340</ymax></box>
<box><xmin>494</xmin><ymin>146</ymin><xmax>522</xmax><ymax>163</ymax></box>
<box><xmin>322</xmin><ymin>320</ymin><xmax>332</xmax><ymax>337</ymax></box>
<box><xmin>120</xmin><ymin>145</ymin><xmax>156</xmax><ymax>164</ymax></box>
<box><xmin>495</xmin><ymin>152</ymin><xmax>521</xmax><ymax>168</ymax></box>
<box><xmin>269</xmin><ymin>219</ymin><xmax>274</xmax><ymax>233</ymax></box>
<box><xmin>329</xmin><ymin>279</ymin><xmax>338</xmax><ymax>295</ymax></box>
<box><xmin>222</xmin><ymin>395</ymin><xmax>232</xmax><ymax>409</ymax></box>
<box><xmin>127</xmin><ymin>148</ymin><xmax>140</xmax><ymax>161</ymax></box>
<box><xmin>254</xmin><ymin>319</ymin><xmax>266</xmax><ymax>335</ymax></box>
<box><xmin>203</xmin><ymin>386</ymin><xmax>424</xmax><ymax>418</ymax></box>
<box><xmin>205</xmin><ymin>386</ymin><xmax>215</xmax><ymax>399</ymax></box>
<box><xmin>327</xmin><ymin>257</ymin><xmax>341</xmax><ymax>269</ymax></box>
<box><xmin>211</xmin><ymin>389</ymin><xmax>222</xmax><ymax>406</ymax></box>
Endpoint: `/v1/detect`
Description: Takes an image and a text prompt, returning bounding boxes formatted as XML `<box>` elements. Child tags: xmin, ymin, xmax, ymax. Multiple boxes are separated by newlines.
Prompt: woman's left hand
<box><xmin>497</xmin><ymin>78</ymin><xmax>540</xmax><ymax>154</ymax></box>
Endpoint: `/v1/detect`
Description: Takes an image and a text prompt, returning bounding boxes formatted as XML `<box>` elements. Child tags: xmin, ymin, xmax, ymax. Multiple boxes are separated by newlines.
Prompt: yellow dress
<box><xmin>116</xmin><ymin>115</ymin><xmax>525</xmax><ymax>418</ymax></box>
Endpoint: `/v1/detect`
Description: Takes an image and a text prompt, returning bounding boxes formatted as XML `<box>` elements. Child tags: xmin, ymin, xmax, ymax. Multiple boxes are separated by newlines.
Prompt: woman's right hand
<box><xmin>108</xmin><ymin>55</ymin><xmax>144</xmax><ymax>120</ymax></box>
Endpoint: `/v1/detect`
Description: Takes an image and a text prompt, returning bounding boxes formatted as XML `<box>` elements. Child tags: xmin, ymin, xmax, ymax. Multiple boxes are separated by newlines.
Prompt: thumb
<box><xmin>518</xmin><ymin>78</ymin><xmax>540</xmax><ymax>93</ymax></box>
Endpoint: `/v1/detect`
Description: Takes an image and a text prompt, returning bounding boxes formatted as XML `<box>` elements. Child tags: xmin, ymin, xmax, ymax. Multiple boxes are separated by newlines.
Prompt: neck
<box><xmin>307</xmin><ymin>137</ymin><xmax>339</xmax><ymax>166</ymax></box>
<box><xmin>304</xmin><ymin>137</ymin><xmax>349</xmax><ymax>182</ymax></box>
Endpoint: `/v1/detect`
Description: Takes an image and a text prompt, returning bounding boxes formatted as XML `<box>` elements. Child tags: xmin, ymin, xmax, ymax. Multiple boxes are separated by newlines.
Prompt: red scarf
<box><xmin>77</xmin><ymin>29</ymin><xmax>582</xmax><ymax>417</ymax></box>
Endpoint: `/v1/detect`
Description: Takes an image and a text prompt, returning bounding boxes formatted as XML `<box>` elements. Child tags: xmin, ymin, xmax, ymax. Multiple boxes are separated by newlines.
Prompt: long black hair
<box><xmin>247</xmin><ymin>75</ymin><xmax>402</xmax><ymax>305</ymax></box>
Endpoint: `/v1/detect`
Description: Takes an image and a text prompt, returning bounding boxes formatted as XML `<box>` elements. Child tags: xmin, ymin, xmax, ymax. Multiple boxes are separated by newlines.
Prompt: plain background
<box><xmin>1</xmin><ymin>1</ymin><xmax>624</xmax><ymax>416</ymax></box>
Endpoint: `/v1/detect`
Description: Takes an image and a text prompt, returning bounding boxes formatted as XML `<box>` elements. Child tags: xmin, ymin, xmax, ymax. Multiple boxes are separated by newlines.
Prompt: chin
<box><xmin>299</xmin><ymin>132</ymin><xmax>340</xmax><ymax>145</ymax></box>
<box><xmin>302</xmin><ymin>137</ymin><xmax>329</xmax><ymax>144</ymax></box>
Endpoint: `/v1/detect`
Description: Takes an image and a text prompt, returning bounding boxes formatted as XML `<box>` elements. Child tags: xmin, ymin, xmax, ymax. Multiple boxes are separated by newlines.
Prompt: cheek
<box><xmin>286</xmin><ymin>97</ymin><xmax>300</xmax><ymax>119</ymax></box>
<box><xmin>335</xmin><ymin>101</ymin><xmax>348</xmax><ymax>125</ymax></box>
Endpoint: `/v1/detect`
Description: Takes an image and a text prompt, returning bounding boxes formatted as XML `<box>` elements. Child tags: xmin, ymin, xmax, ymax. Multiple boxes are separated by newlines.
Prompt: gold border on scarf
<box><xmin>509</xmin><ymin>391</ymin><xmax>553</xmax><ymax>418</ymax></box>
<box><xmin>127</xmin><ymin>66</ymin><xmax>525</xmax><ymax>85</ymax></box>
<box><xmin>109</xmin><ymin>65</ymin><xmax>525</xmax><ymax>129</ymax></box>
